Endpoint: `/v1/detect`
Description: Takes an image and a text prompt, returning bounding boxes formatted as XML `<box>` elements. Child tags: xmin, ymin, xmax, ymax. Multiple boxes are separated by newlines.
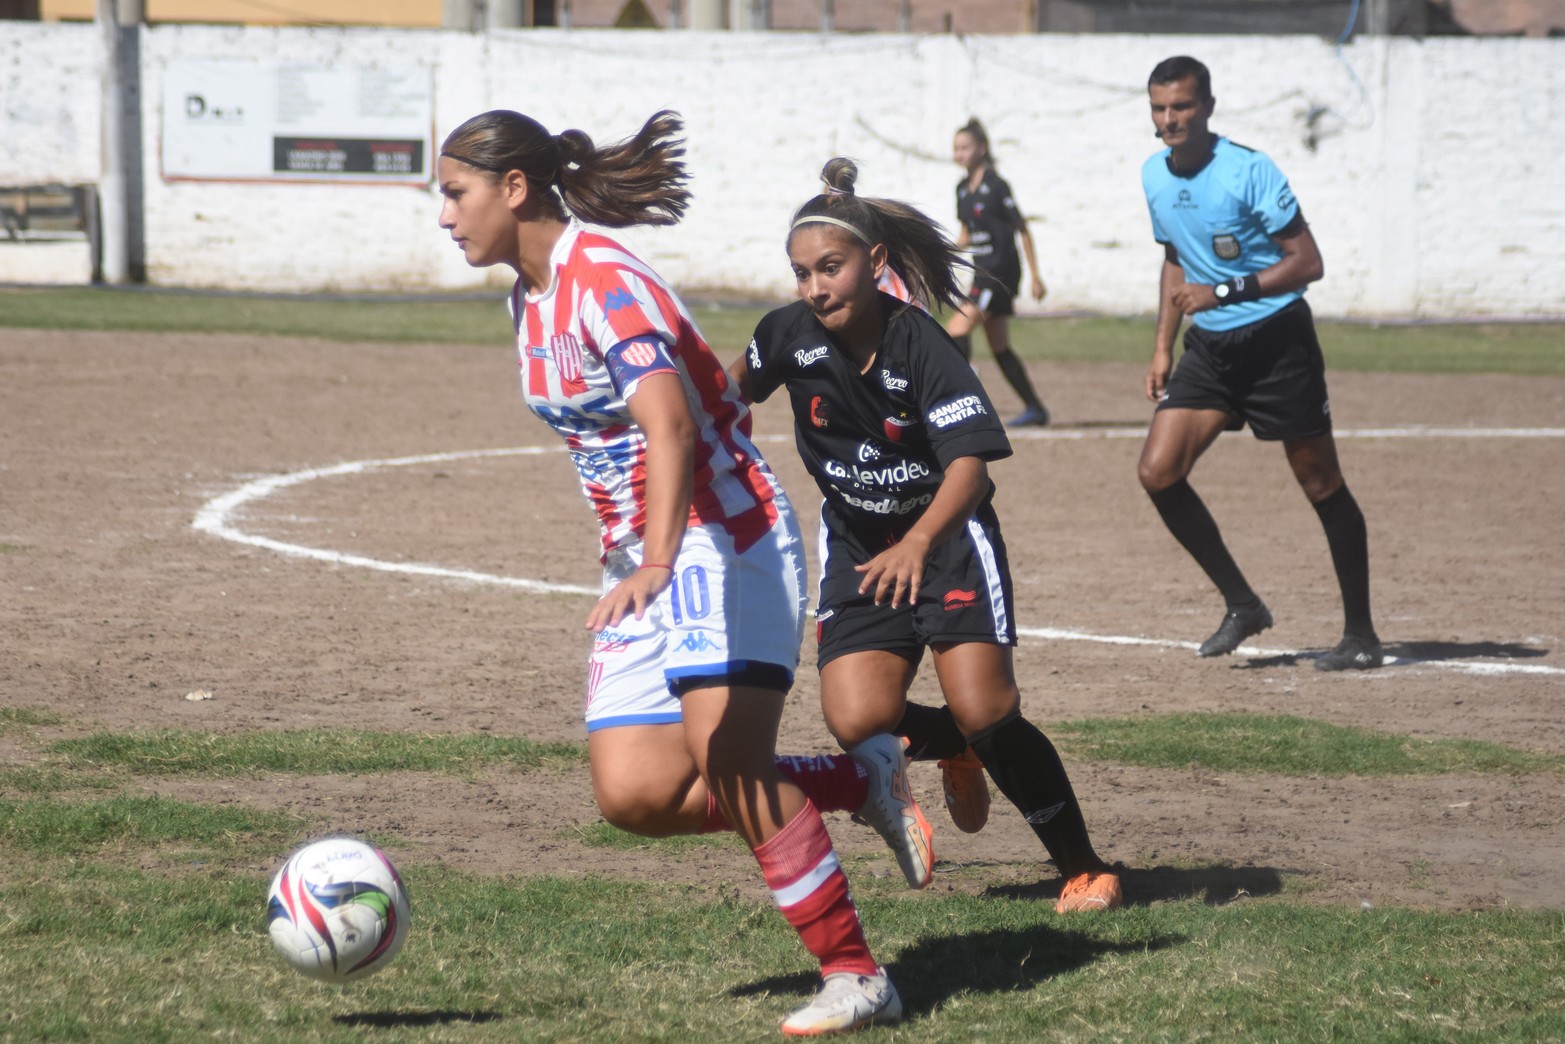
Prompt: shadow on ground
<box><xmin>731</xmin><ymin>924</ymin><xmax>1183</xmax><ymax>1015</ymax></box>
<box><xmin>987</xmin><ymin>862</ymin><xmax>1286</xmax><ymax>907</ymax></box>
<box><xmin>1239</xmin><ymin>639</ymin><xmax>1549</xmax><ymax>671</ymax></box>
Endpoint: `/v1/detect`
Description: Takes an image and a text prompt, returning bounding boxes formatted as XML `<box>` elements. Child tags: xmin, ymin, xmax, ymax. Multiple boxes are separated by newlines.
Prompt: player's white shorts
<box><xmin>583</xmin><ymin>495</ymin><xmax>807</xmax><ymax>733</ymax></box>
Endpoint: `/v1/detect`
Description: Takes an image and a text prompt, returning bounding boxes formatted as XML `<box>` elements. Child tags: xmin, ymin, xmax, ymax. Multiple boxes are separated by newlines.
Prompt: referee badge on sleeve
<box><xmin>1212</xmin><ymin>234</ymin><xmax>1241</xmax><ymax>260</ymax></box>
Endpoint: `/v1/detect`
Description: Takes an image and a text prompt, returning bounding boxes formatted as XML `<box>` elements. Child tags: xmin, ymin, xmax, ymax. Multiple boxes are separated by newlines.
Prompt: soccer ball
<box><xmin>266</xmin><ymin>836</ymin><xmax>410</xmax><ymax>983</ymax></box>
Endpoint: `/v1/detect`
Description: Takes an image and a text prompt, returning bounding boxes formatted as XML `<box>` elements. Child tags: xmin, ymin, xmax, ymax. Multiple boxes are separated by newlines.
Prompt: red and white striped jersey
<box><xmin>511</xmin><ymin>220</ymin><xmax>778</xmax><ymax>555</ymax></box>
<box><xmin>876</xmin><ymin>266</ymin><xmax>927</xmax><ymax>312</ymax></box>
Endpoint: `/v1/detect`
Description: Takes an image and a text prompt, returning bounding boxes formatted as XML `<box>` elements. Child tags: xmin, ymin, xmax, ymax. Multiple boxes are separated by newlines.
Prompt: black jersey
<box><xmin>745</xmin><ymin>293</ymin><xmax>1012</xmax><ymax>543</ymax></box>
<box><xmin>956</xmin><ymin>166</ymin><xmax>1023</xmax><ymax>285</ymax></box>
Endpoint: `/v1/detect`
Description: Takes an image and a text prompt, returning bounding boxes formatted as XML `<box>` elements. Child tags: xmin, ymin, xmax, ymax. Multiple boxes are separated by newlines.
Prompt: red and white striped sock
<box><xmin>752</xmin><ymin>800</ymin><xmax>877</xmax><ymax>977</ymax></box>
<box><xmin>701</xmin><ymin>754</ymin><xmax>867</xmax><ymax>832</ymax></box>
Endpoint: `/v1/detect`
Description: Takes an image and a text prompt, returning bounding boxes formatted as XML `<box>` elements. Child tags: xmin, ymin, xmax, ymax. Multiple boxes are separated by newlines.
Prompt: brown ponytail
<box><xmin>441</xmin><ymin>109</ymin><xmax>691</xmax><ymax>228</ymax></box>
<box><xmin>790</xmin><ymin>157</ymin><xmax>967</xmax><ymax>313</ymax></box>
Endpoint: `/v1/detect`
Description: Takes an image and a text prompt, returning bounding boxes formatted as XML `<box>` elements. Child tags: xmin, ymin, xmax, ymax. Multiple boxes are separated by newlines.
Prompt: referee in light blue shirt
<box><xmin>1135</xmin><ymin>55</ymin><xmax>1382</xmax><ymax>671</ymax></box>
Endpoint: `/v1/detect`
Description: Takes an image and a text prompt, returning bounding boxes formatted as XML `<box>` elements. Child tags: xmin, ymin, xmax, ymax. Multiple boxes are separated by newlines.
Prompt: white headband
<box><xmin>790</xmin><ymin>214</ymin><xmax>872</xmax><ymax>246</ymax></box>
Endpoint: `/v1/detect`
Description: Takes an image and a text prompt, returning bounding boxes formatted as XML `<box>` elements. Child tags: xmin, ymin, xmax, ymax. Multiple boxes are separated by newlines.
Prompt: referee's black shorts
<box><xmin>1158</xmin><ymin>299</ymin><xmax>1333</xmax><ymax>441</ymax></box>
<box><xmin>813</xmin><ymin>502</ymin><xmax>1018</xmax><ymax>670</ymax></box>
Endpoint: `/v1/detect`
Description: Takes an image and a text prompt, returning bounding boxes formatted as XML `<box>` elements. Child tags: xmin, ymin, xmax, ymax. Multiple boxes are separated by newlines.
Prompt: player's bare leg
<box><xmin>944</xmin><ymin>298</ymin><xmax>982</xmax><ymax>360</ymax></box>
<box><xmin>1284</xmin><ymin>433</ymin><xmax>1382</xmax><ymax>669</ymax></box>
<box><xmin>1140</xmin><ymin>407</ymin><xmax>1272</xmax><ymax>656</ymax></box>
<box><xmin>588</xmin><ymin>723</ymin><xmax>709</xmax><ymax>836</ymax></box>
<box><xmin>819</xmin><ymin>649</ymin><xmax>918</xmax><ymax>747</ymax></box>
<box><xmin>679</xmin><ymin>683</ymin><xmax>908</xmax><ymax>1031</ymax></box>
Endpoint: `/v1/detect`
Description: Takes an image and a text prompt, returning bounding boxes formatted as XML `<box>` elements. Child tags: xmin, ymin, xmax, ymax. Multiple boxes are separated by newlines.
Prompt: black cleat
<box><xmin>1314</xmin><ymin>635</ymin><xmax>1384</xmax><ymax>671</ymax></box>
<box><xmin>1197</xmin><ymin>602</ymin><xmax>1273</xmax><ymax>657</ymax></box>
<box><xmin>1008</xmin><ymin>405</ymin><xmax>1051</xmax><ymax>427</ymax></box>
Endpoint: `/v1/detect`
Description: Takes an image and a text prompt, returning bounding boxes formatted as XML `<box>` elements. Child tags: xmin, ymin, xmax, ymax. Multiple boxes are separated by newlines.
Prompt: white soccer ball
<box><xmin>266</xmin><ymin>836</ymin><xmax>410</xmax><ymax>983</ymax></box>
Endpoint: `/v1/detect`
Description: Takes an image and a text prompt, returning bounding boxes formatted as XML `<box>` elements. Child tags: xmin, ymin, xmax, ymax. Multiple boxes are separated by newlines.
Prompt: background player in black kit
<box><xmin>945</xmin><ymin>118</ymin><xmax>1052</xmax><ymax>428</ymax></box>
<box><xmin>728</xmin><ymin>158</ymin><xmax>1121</xmax><ymax>913</ymax></box>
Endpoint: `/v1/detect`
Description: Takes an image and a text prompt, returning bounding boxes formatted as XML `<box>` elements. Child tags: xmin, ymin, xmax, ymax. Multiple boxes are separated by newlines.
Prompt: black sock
<box><xmin>992</xmin><ymin>348</ymin><xmax>1045</xmax><ymax>413</ymax></box>
<box><xmin>895</xmin><ymin>702</ymin><xmax>967</xmax><ymax>761</ymax></box>
<box><xmin>967</xmin><ymin>714</ymin><xmax>1103</xmax><ymax>877</ymax></box>
<box><xmin>1147</xmin><ymin>479</ymin><xmax>1259</xmax><ymax>610</ymax></box>
<box><xmin>1312</xmin><ymin>484</ymin><xmax>1376</xmax><ymax>641</ymax></box>
<box><xmin>951</xmin><ymin>333</ymin><xmax>973</xmax><ymax>360</ymax></box>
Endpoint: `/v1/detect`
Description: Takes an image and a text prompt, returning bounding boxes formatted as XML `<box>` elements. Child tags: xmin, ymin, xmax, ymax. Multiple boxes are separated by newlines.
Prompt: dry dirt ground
<box><xmin>2</xmin><ymin>327</ymin><xmax>1562</xmax><ymax>912</ymax></box>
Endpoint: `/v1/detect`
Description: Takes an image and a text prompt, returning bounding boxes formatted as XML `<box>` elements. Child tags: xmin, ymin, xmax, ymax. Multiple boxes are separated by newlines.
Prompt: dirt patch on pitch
<box><xmin>2</xmin><ymin>327</ymin><xmax>1561</xmax><ymax>911</ymax></box>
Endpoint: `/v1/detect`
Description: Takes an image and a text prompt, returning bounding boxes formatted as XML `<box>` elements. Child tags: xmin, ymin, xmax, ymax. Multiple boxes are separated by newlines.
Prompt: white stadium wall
<box><xmin>1</xmin><ymin>22</ymin><xmax>1561</xmax><ymax>319</ymax></box>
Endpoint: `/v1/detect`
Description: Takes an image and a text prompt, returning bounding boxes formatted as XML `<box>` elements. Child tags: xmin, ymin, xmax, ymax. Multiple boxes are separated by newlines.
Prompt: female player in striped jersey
<box><xmin>729</xmin><ymin>158</ymin><xmax>1122</xmax><ymax>917</ymax></box>
<box><xmin>437</xmin><ymin>111</ymin><xmax>927</xmax><ymax>1035</ymax></box>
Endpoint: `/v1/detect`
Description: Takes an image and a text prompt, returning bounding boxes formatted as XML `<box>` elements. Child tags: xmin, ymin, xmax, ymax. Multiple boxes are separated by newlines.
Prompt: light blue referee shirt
<box><xmin>1142</xmin><ymin>136</ymin><xmax>1304</xmax><ymax>333</ymax></box>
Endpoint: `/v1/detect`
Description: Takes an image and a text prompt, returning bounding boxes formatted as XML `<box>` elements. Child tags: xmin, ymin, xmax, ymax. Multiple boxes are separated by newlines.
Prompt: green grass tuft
<box><xmin>3</xmin><ymin>288</ymin><xmax>1562</xmax><ymax>375</ymax></box>
<box><xmin>568</xmin><ymin>821</ymin><xmax>741</xmax><ymax>852</ymax></box>
<box><xmin>0</xmin><ymin>863</ymin><xmax>1560</xmax><ymax>1041</ymax></box>
<box><xmin>1052</xmin><ymin>712</ymin><xmax>1563</xmax><ymax>776</ymax></box>
<box><xmin>0</xmin><ymin>706</ymin><xmax>66</xmax><ymax>735</ymax></box>
<box><xmin>0</xmin><ymin>794</ymin><xmax>310</xmax><ymax>856</ymax></box>
<box><xmin>48</xmin><ymin>728</ymin><xmax>586</xmax><ymax>777</ymax></box>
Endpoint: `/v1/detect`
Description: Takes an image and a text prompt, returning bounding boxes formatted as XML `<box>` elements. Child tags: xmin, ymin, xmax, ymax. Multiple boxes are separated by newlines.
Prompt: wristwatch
<box><xmin>1213</xmin><ymin>280</ymin><xmax>1232</xmax><ymax>301</ymax></box>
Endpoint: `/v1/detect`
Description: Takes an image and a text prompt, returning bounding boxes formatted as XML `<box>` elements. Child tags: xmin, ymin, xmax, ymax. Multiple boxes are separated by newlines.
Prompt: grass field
<box><xmin>3</xmin><ymin>285</ymin><xmax>1564</xmax><ymax>375</ymax></box>
<box><xmin>3</xmin><ymin>292</ymin><xmax>1563</xmax><ymax>1040</ymax></box>
<box><xmin>3</xmin><ymin>707</ymin><xmax>1564</xmax><ymax>1041</ymax></box>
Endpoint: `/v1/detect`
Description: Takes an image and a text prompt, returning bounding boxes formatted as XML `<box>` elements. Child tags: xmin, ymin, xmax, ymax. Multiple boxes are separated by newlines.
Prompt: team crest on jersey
<box><xmin>882</xmin><ymin>413</ymin><xmax>914</xmax><ymax>442</ymax></box>
<box><xmin>551</xmin><ymin>332</ymin><xmax>585</xmax><ymax>383</ymax></box>
<box><xmin>810</xmin><ymin>395</ymin><xmax>830</xmax><ymax>429</ymax></box>
<box><xmin>620</xmin><ymin>340</ymin><xmax>661</xmax><ymax>368</ymax></box>
<box><xmin>1212</xmin><ymin>234</ymin><xmax>1241</xmax><ymax>260</ymax></box>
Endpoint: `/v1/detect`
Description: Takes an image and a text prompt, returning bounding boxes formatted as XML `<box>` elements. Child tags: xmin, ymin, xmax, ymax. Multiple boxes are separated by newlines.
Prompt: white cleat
<box><xmin>781</xmin><ymin>967</ymin><xmax>903</xmax><ymax>1036</ymax></box>
<box><xmin>848</xmin><ymin>733</ymin><xmax>934</xmax><ymax>890</ymax></box>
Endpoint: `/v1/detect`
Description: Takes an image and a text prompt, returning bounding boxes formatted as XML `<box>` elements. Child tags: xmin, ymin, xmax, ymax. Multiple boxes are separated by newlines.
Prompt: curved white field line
<box><xmin>193</xmin><ymin>427</ymin><xmax>1565</xmax><ymax>677</ymax></box>
<box><xmin>193</xmin><ymin>445</ymin><xmax>600</xmax><ymax>597</ymax></box>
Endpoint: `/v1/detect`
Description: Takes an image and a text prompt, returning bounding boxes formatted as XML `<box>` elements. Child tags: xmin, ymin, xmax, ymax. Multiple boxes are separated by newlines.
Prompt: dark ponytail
<box><xmin>441</xmin><ymin>109</ymin><xmax>691</xmax><ymax>228</ymax></box>
<box><xmin>789</xmin><ymin>157</ymin><xmax>967</xmax><ymax>313</ymax></box>
<box><xmin>956</xmin><ymin>117</ymin><xmax>995</xmax><ymax>167</ymax></box>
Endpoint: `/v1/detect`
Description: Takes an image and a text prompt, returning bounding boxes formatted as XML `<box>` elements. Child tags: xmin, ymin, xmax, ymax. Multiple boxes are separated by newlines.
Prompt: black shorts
<box><xmin>967</xmin><ymin>267</ymin><xmax>1019</xmax><ymax>319</ymax></box>
<box><xmin>814</xmin><ymin>502</ymin><xmax>1018</xmax><ymax>669</ymax></box>
<box><xmin>1158</xmin><ymin>299</ymin><xmax>1333</xmax><ymax>441</ymax></box>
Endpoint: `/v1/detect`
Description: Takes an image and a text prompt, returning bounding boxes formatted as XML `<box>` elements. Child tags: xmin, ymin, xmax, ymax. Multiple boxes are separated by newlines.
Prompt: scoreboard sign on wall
<box><xmin>161</xmin><ymin>59</ymin><xmax>432</xmax><ymax>184</ymax></box>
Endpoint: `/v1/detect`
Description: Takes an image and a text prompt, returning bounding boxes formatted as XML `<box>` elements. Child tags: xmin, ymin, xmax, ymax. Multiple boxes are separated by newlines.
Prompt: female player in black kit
<box><xmin>728</xmin><ymin>159</ymin><xmax>1121</xmax><ymax>913</ymax></box>
<box><xmin>946</xmin><ymin>118</ymin><xmax>1052</xmax><ymax>427</ymax></box>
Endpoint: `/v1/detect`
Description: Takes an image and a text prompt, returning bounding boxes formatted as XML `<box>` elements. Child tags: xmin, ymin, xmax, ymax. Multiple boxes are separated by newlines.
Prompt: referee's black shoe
<box><xmin>1197</xmin><ymin>602</ymin><xmax>1273</xmax><ymax>658</ymax></box>
<box><xmin>1314</xmin><ymin>634</ymin><xmax>1384</xmax><ymax>671</ymax></box>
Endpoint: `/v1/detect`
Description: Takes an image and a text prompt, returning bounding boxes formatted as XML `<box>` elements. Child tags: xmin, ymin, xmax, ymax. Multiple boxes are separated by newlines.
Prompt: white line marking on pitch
<box><xmin>192</xmin><ymin>446</ymin><xmax>600</xmax><ymax>596</ymax></box>
<box><xmin>1019</xmin><ymin>627</ymin><xmax>1563</xmax><ymax>677</ymax></box>
<box><xmin>193</xmin><ymin>427</ymin><xmax>1565</xmax><ymax>678</ymax></box>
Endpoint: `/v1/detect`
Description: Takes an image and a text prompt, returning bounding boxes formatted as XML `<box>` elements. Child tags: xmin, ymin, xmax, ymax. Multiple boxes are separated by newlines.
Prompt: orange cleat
<box><xmin>936</xmin><ymin>747</ymin><xmax>990</xmax><ymax>834</ymax></box>
<box><xmin>1055</xmin><ymin>871</ymin><xmax>1123</xmax><ymax>913</ymax></box>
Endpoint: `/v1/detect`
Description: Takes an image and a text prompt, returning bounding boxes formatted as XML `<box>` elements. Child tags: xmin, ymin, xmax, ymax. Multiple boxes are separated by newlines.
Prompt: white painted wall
<box><xmin>2</xmin><ymin>23</ymin><xmax>1562</xmax><ymax>318</ymax></box>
